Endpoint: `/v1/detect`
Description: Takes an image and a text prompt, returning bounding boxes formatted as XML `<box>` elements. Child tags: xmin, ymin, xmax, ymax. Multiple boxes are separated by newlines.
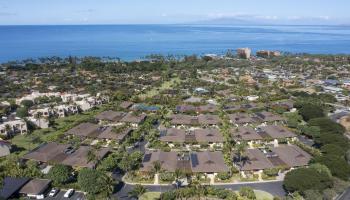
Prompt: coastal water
<box><xmin>1</xmin><ymin>24</ymin><xmax>350</xmax><ymax>62</ymax></box>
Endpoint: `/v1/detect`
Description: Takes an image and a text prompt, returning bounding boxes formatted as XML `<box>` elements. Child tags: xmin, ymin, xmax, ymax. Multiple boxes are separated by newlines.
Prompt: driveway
<box><xmin>114</xmin><ymin>181</ymin><xmax>286</xmax><ymax>199</ymax></box>
<box><xmin>44</xmin><ymin>190</ymin><xmax>85</xmax><ymax>200</ymax></box>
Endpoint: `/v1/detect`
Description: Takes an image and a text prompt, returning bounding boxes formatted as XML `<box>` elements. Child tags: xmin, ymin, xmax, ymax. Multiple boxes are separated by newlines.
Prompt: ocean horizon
<box><xmin>1</xmin><ymin>24</ymin><xmax>350</xmax><ymax>62</ymax></box>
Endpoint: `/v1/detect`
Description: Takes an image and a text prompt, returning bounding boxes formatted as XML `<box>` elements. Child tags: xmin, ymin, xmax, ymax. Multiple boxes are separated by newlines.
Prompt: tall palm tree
<box><xmin>174</xmin><ymin>168</ymin><xmax>183</xmax><ymax>189</ymax></box>
<box><xmin>4</xmin><ymin>124</ymin><xmax>12</xmax><ymax>138</ymax></box>
<box><xmin>236</xmin><ymin>142</ymin><xmax>248</xmax><ymax>170</ymax></box>
<box><xmin>100</xmin><ymin>174</ymin><xmax>115</xmax><ymax>198</ymax></box>
<box><xmin>128</xmin><ymin>184</ymin><xmax>147</xmax><ymax>199</ymax></box>
<box><xmin>152</xmin><ymin>161</ymin><xmax>163</xmax><ymax>199</ymax></box>
<box><xmin>87</xmin><ymin>149</ymin><xmax>98</xmax><ymax>165</ymax></box>
<box><xmin>34</xmin><ymin>111</ymin><xmax>43</xmax><ymax>128</ymax></box>
<box><xmin>191</xmin><ymin>174</ymin><xmax>204</xmax><ymax>200</ymax></box>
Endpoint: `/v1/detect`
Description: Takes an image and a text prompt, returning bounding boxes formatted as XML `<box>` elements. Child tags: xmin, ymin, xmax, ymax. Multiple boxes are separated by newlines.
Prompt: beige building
<box><xmin>237</xmin><ymin>48</ymin><xmax>252</xmax><ymax>59</ymax></box>
<box><xmin>0</xmin><ymin>118</ymin><xmax>28</xmax><ymax>136</ymax></box>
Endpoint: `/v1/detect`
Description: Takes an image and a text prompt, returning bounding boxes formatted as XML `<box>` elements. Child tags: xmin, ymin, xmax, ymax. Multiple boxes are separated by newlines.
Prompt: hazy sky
<box><xmin>0</xmin><ymin>0</ymin><xmax>349</xmax><ymax>25</ymax></box>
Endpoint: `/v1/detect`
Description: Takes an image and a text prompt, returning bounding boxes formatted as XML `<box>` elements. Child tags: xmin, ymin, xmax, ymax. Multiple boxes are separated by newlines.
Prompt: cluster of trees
<box><xmin>0</xmin><ymin>157</ymin><xmax>116</xmax><ymax>199</ymax></box>
<box><xmin>97</xmin><ymin>151</ymin><xmax>143</xmax><ymax>173</ymax></box>
<box><xmin>0</xmin><ymin>155</ymin><xmax>43</xmax><ymax>185</ymax></box>
<box><xmin>284</xmin><ymin>95</ymin><xmax>350</xmax><ymax>199</ymax></box>
<box><xmin>46</xmin><ymin>163</ymin><xmax>116</xmax><ymax>199</ymax></box>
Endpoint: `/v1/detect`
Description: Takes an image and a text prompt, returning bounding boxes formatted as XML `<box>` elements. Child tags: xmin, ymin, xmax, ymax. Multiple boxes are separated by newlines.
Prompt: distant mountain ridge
<box><xmin>193</xmin><ymin>17</ymin><xmax>343</xmax><ymax>26</ymax></box>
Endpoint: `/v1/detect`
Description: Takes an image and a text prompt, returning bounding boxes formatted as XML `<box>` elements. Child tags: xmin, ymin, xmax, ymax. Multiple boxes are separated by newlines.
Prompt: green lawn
<box><xmin>140</xmin><ymin>192</ymin><xmax>161</xmax><ymax>200</ymax></box>
<box><xmin>254</xmin><ymin>190</ymin><xmax>274</xmax><ymax>200</ymax></box>
<box><xmin>139</xmin><ymin>77</ymin><xmax>180</xmax><ymax>99</ymax></box>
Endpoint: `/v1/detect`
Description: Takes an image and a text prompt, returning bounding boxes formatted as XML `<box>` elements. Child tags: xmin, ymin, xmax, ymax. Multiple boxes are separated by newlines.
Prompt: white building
<box><xmin>0</xmin><ymin>118</ymin><xmax>28</xmax><ymax>136</ymax></box>
<box><xmin>15</xmin><ymin>91</ymin><xmax>61</xmax><ymax>104</ymax></box>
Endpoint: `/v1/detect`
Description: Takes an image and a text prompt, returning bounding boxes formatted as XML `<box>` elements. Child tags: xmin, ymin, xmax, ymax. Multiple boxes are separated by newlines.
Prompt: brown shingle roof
<box><xmin>66</xmin><ymin>122</ymin><xmax>101</xmax><ymax>138</ymax></box>
<box><xmin>170</xmin><ymin>114</ymin><xmax>198</xmax><ymax>125</ymax></box>
<box><xmin>61</xmin><ymin>146</ymin><xmax>109</xmax><ymax>168</ymax></box>
<box><xmin>23</xmin><ymin>143</ymin><xmax>109</xmax><ymax>169</ymax></box>
<box><xmin>140</xmin><ymin>151</ymin><xmax>229</xmax><ymax>173</ymax></box>
<box><xmin>159</xmin><ymin>128</ymin><xmax>186</xmax><ymax>143</ymax></box>
<box><xmin>229</xmin><ymin>113</ymin><xmax>257</xmax><ymax>124</ymax></box>
<box><xmin>176</xmin><ymin>105</ymin><xmax>196</xmax><ymax>113</ymax></box>
<box><xmin>19</xmin><ymin>179</ymin><xmax>51</xmax><ymax>195</ymax></box>
<box><xmin>140</xmin><ymin>151</ymin><xmax>179</xmax><ymax>172</ymax></box>
<box><xmin>23</xmin><ymin>142</ymin><xmax>70</xmax><ymax>163</ymax></box>
<box><xmin>97</xmin><ymin>127</ymin><xmax>132</xmax><ymax>141</ymax></box>
<box><xmin>120</xmin><ymin>113</ymin><xmax>147</xmax><ymax>124</ymax></box>
<box><xmin>119</xmin><ymin>101</ymin><xmax>133</xmax><ymax>109</ymax></box>
<box><xmin>255</xmin><ymin>111</ymin><xmax>284</xmax><ymax>122</ymax></box>
<box><xmin>197</xmin><ymin>104</ymin><xmax>218</xmax><ymax>113</ymax></box>
<box><xmin>194</xmin><ymin>128</ymin><xmax>224</xmax><ymax>143</ymax></box>
<box><xmin>95</xmin><ymin>110</ymin><xmax>126</xmax><ymax>122</ymax></box>
<box><xmin>240</xmin><ymin>145</ymin><xmax>312</xmax><ymax>171</ymax></box>
<box><xmin>190</xmin><ymin>151</ymin><xmax>229</xmax><ymax>173</ymax></box>
<box><xmin>258</xmin><ymin>126</ymin><xmax>296</xmax><ymax>139</ymax></box>
<box><xmin>272</xmin><ymin>145</ymin><xmax>311</xmax><ymax>167</ymax></box>
<box><xmin>231</xmin><ymin>127</ymin><xmax>263</xmax><ymax>141</ymax></box>
<box><xmin>198</xmin><ymin>114</ymin><xmax>221</xmax><ymax>125</ymax></box>
<box><xmin>241</xmin><ymin>149</ymin><xmax>274</xmax><ymax>171</ymax></box>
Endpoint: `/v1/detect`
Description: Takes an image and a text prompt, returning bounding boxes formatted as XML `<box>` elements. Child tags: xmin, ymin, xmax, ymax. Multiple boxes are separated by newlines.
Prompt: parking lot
<box><xmin>44</xmin><ymin>190</ymin><xmax>85</xmax><ymax>200</ymax></box>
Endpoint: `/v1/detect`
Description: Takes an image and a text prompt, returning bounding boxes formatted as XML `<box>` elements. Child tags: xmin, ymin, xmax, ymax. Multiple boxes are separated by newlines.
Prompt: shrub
<box><xmin>217</xmin><ymin>172</ymin><xmax>231</xmax><ymax>180</ymax></box>
<box><xmin>263</xmin><ymin>168</ymin><xmax>280</xmax><ymax>177</ymax></box>
<box><xmin>239</xmin><ymin>187</ymin><xmax>256</xmax><ymax>200</ymax></box>
<box><xmin>160</xmin><ymin>172</ymin><xmax>174</xmax><ymax>182</ymax></box>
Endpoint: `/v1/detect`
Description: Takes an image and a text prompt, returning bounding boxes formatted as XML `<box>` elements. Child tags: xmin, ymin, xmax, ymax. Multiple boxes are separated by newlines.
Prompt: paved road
<box><xmin>337</xmin><ymin>187</ymin><xmax>350</xmax><ymax>200</ymax></box>
<box><xmin>114</xmin><ymin>181</ymin><xmax>286</xmax><ymax>199</ymax></box>
<box><xmin>44</xmin><ymin>190</ymin><xmax>85</xmax><ymax>200</ymax></box>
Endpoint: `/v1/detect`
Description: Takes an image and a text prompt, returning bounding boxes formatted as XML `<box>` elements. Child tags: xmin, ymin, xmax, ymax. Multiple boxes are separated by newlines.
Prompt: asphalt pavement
<box><xmin>44</xmin><ymin>190</ymin><xmax>85</xmax><ymax>200</ymax></box>
<box><xmin>114</xmin><ymin>181</ymin><xmax>286</xmax><ymax>199</ymax></box>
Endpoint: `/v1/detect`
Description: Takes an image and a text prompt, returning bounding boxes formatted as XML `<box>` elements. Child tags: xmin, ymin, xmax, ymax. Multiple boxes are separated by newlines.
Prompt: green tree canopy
<box><xmin>16</xmin><ymin>107</ymin><xmax>29</xmax><ymax>118</ymax></box>
<box><xmin>77</xmin><ymin>168</ymin><xmax>114</xmax><ymax>197</ymax></box>
<box><xmin>20</xmin><ymin>100</ymin><xmax>34</xmax><ymax>108</ymax></box>
<box><xmin>298</xmin><ymin>104</ymin><xmax>325</xmax><ymax>121</ymax></box>
<box><xmin>284</xmin><ymin>167</ymin><xmax>333</xmax><ymax>194</ymax></box>
<box><xmin>47</xmin><ymin>164</ymin><xmax>72</xmax><ymax>185</ymax></box>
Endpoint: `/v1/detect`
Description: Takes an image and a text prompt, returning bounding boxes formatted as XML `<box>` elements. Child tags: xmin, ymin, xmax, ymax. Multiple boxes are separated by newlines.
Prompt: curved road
<box><xmin>114</xmin><ymin>181</ymin><xmax>286</xmax><ymax>199</ymax></box>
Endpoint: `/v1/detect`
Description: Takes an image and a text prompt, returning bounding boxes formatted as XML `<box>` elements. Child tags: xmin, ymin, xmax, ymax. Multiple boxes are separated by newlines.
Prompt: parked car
<box><xmin>48</xmin><ymin>188</ymin><xmax>60</xmax><ymax>197</ymax></box>
<box><xmin>36</xmin><ymin>194</ymin><xmax>45</xmax><ymax>199</ymax></box>
<box><xmin>64</xmin><ymin>189</ymin><xmax>75</xmax><ymax>198</ymax></box>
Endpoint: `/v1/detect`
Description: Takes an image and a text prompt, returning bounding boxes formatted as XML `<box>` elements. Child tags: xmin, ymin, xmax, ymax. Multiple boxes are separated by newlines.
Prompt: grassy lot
<box><xmin>139</xmin><ymin>77</ymin><xmax>180</xmax><ymax>99</ymax></box>
<box><xmin>140</xmin><ymin>192</ymin><xmax>161</xmax><ymax>200</ymax></box>
<box><xmin>254</xmin><ymin>190</ymin><xmax>274</xmax><ymax>200</ymax></box>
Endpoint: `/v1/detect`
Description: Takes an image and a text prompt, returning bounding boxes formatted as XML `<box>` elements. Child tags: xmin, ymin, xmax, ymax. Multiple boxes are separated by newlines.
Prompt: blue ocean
<box><xmin>1</xmin><ymin>24</ymin><xmax>350</xmax><ymax>62</ymax></box>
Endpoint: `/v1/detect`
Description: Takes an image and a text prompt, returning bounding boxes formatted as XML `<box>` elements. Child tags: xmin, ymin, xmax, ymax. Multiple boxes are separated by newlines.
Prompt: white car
<box><xmin>48</xmin><ymin>188</ymin><xmax>59</xmax><ymax>197</ymax></box>
<box><xmin>64</xmin><ymin>189</ymin><xmax>75</xmax><ymax>198</ymax></box>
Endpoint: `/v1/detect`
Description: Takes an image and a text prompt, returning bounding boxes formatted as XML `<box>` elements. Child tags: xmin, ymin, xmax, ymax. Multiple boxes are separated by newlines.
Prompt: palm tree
<box><xmin>128</xmin><ymin>184</ymin><xmax>147</xmax><ymax>199</ymax></box>
<box><xmin>236</xmin><ymin>142</ymin><xmax>248</xmax><ymax>170</ymax></box>
<box><xmin>34</xmin><ymin>111</ymin><xmax>43</xmax><ymax>128</ymax></box>
<box><xmin>4</xmin><ymin>124</ymin><xmax>12</xmax><ymax>138</ymax></box>
<box><xmin>87</xmin><ymin>149</ymin><xmax>98</xmax><ymax>165</ymax></box>
<box><xmin>191</xmin><ymin>174</ymin><xmax>204</xmax><ymax>200</ymax></box>
<box><xmin>100</xmin><ymin>174</ymin><xmax>115</xmax><ymax>198</ymax></box>
<box><xmin>174</xmin><ymin>168</ymin><xmax>183</xmax><ymax>189</ymax></box>
<box><xmin>152</xmin><ymin>161</ymin><xmax>163</xmax><ymax>199</ymax></box>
